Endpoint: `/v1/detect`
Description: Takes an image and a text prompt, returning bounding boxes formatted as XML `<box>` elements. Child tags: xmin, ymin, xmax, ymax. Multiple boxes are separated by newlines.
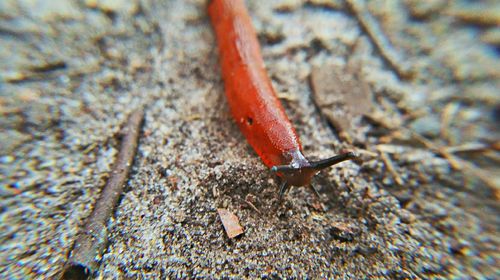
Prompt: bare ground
<box><xmin>1</xmin><ymin>0</ymin><xmax>499</xmax><ymax>278</ymax></box>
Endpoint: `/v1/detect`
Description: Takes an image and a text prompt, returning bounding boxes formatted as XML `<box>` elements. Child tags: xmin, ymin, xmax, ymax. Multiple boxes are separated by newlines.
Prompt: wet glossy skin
<box><xmin>208</xmin><ymin>0</ymin><xmax>304</xmax><ymax>169</ymax></box>
<box><xmin>208</xmin><ymin>0</ymin><xmax>358</xmax><ymax>189</ymax></box>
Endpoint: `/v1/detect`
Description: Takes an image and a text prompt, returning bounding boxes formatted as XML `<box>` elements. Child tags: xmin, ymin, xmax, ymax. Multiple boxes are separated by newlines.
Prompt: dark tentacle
<box><xmin>279</xmin><ymin>180</ymin><xmax>288</xmax><ymax>198</ymax></box>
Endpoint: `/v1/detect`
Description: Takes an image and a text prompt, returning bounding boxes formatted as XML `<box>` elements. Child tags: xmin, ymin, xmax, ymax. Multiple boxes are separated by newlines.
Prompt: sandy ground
<box><xmin>1</xmin><ymin>0</ymin><xmax>499</xmax><ymax>278</ymax></box>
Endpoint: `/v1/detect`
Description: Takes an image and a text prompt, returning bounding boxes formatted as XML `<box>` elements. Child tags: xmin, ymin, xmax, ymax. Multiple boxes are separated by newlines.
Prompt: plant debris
<box><xmin>217</xmin><ymin>208</ymin><xmax>244</xmax><ymax>239</ymax></box>
<box><xmin>309</xmin><ymin>62</ymin><xmax>374</xmax><ymax>143</ymax></box>
<box><xmin>61</xmin><ymin>108</ymin><xmax>144</xmax><ymax>280</ymax></box>
<box><xmin>1</xmin><ymin>0</ymin><xmax>499</xmax><ymax>278</ymax></box>
<box><xmin>346</xmin><ymin>0</ymin><xmax>414</xmax><ymax>79</ymax></box>
<box><xmin>329</xmin><ymin>221</ymin><xmax>358</xmax><ymax>242</ymax></box>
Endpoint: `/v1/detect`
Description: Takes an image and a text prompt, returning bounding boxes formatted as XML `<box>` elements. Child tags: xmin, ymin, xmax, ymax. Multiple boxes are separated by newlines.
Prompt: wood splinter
<box><xmin>217</xmin><ymin>208</ymin><xmax>244</xmax><ymax>239</ymax></box>
<box><xmin>61</xmin><ymin>108</ymin><xmax>144</xmax><ymax>280</ymax></box>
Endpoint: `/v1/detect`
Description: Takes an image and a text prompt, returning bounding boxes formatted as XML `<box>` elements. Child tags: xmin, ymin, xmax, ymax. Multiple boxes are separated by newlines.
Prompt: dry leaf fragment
<box><xmin>217</xmin><ymin>208</ymin><xmax>244</xmax><ymax>239</ymax></box>
<box><xmin>310</xmin><ymin>63</ymin><xmax>374</xmax><ymax>142</ymax></box>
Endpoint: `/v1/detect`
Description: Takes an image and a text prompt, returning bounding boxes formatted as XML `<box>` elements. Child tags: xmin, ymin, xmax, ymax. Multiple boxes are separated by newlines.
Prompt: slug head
<box><xmin>271</xmin><ymin>151</ymin><xmax>358</xmax><ymax>195</ymax></box>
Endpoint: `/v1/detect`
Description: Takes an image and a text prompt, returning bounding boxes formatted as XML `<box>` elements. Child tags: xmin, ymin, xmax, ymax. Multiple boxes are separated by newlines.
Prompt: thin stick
<box><xmin>346</xmin><ymin>0</ymin><xmax>413</xmax><ymax>79</ymax></box>
<box><xmin>442</xmin><ymin>142</ymin><xmax>493</xmax><ymax>154</ymax></box>
<box><xmin>406</xmin><ymin>128</ymin><xmax>499</xmax><ymax>194</ymax></box>
<box><xmin>61</xmin><ymin>108</ymin><xmax>144</xmax><ymax>279</ymax></box>
<box><xmin>440</xmin><ymin>103</ymin><xmax>460</xmax><ymax>144</ymax></box>
<box><xmin>379</xmin><ymin>151</ymin><xmax>404</xmax><ymax>186</ymax></box>
<box><xmin>242</xmin><ymin>199</ymin><xmax>262</xmax><ymax>215</ymax></box>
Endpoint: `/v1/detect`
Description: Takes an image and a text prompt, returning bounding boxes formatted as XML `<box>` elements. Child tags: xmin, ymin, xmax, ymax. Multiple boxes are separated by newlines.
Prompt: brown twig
<box><xmin>442</xmin><ymin>142</ymin><xmax>493</xmax><ymax>154</ymax></box>
<box><xmin>446</xmin><ymin>6</ymin><xmax>500</xmax><ymax>27</ymax></box>
<box><xmin>440</xmin><ymin>102</ymin><xmax>460</xmax><ymax>144</ymax></box>
<box><xmin>346</xmin><ymin>0</ymin><xmax>413</xmax><ymax>79</ymax></box>
<box><xmin>61</xmin><ymin>108</ymin><xmax>144</xmax><ymax>279</ymax></box>
<box><xmin>405</xmin><ymin>129</ymin><xmax>499</xmax><ymax>195</ymax></box>
<box><xmin>379</xmin><ymin>151</ymin><xmax>404</xmax><ymax>186</ymax></box>
<box><xmin>243</xmin><ymin>198</ymin><xmax>262</xmax><ymax>215</ymax></box>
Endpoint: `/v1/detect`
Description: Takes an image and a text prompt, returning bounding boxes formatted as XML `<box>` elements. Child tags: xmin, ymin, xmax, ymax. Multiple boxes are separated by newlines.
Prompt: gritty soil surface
<box><xmin>1</xmin><ymin>0</ymin><xmax>499</xmax><ymax>279</ymax></box>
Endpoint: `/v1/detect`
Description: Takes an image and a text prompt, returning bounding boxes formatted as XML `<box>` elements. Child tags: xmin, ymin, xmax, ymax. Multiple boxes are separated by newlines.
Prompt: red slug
<box><xmin>208</xmin><ymin>0</ymin><xmax>357</xmax><ymax>196</ymax></box>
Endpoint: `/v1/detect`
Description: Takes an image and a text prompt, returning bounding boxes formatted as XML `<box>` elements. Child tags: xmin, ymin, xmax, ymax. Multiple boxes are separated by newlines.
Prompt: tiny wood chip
<box><xmin>309</xmin><ymin>62</ymin><xmax>374</xmax><ymax>143</ymax></box>
<box><xmin>217</xmin><ymin>208</ymin><xmax>244</xmax><ymax>239</ymax></box>
<box><xmin>330</xmin><ymin>221</ymin><xmax>358</xmax><ymax>242</ymax></box>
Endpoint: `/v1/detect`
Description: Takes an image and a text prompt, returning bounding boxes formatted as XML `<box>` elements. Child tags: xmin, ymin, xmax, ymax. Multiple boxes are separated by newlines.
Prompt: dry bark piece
<box><xmin>310</xmin><ymin>63</ymin><xmax>374</xmax><ymax>143</ymax></box>
<box><xmin>60</xmin><ymin>108</ymin><xmax>144</xmax><ymax>280</ymax></box>
<box><xmin>217</xmin><ymin>208</ymin><xmax>244</xmax><ymax>239</ymax></box>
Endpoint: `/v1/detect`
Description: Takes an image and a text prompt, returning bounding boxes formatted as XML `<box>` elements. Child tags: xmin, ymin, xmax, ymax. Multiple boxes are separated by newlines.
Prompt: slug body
<box><xmin>208</xmin><ymin>0</ymin><xmax>356</xmax><ymax>190</ymax></box>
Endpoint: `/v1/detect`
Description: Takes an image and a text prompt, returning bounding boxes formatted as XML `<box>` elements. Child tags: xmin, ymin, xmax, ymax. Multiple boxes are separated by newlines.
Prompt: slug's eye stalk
<box><xmin>271</xmin><ymin>151</ymin><xmax>358</xmax><ymax>196</ymax></box>
<box><xmin>271</xmin><ymin>152</ymin><xmax>358</xmax><ymax>174</ymax></box>
<box><xmin>308</xmin><ymin>152</ymin><xmax>358</xmax><ymax>171</ymax></box>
